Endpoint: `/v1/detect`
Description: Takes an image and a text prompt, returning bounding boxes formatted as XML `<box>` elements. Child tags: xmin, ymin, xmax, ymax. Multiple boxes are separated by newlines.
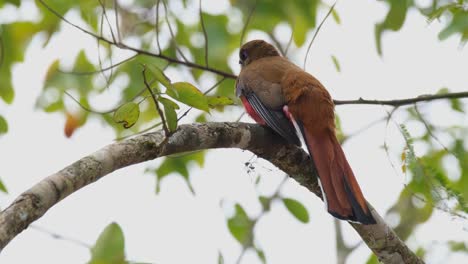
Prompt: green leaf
<box><xmin>207</xmin><ymin>96</ymin><xmax>234</xmax><ymax>108</ymax></box>
<box><xmin>282</xmin><ymin>198</ymin><xmax>309</xmax><ymax>223</ymax></box>
<box><xmin>0</xmin><ymin>178</ymin><xmax>7</xmax><ymax>193</ymax></box>
<box><xmin>158</xmin><ymin>97</ymin><xmax>178</xmax><ymax>132</ymax></box>
<box><xmin>218</xmin><ymin>252</ymin><xmax>224</xmax><ymax>264</ymax></box>
<box><xmin>331</xmin><ymin>8</ymin><xmax>341</xmax><ymax>24</ymax></box>
<box><xmin>170</xmin><ymin>82</ymin><xmax>209</xmax><ymax>112</ymax></box>
<box><xmin>375</xmin><ymin>0</ymin><xmax>410</xmax><ymax>55</ymax></box>
<box><xmin>90</xmin><ymin>222</ymin><xmax>127</xmax><ymax>264</ymax></box>
<box><xmin>44</xmin><ymin>59</ymin><xmax>60</xmax><ymax>83</ymax></box>
<box><xmin>331</xmin><ymin>55</ymin><xmax>341</xmax><ymax>72</ymax></box>
<box><xmin>227</xmin><ymin>204</ymin><xmax>252</xmax><ymax>246</ymax></box>
<box><xmin>259</xmin><ymin>196</ymin><xmax>271</xmax><ymax>212</ymax></box>
<box><xmin>154</xmin><ymin>151</ymin><xmax>204</xmax><ymax>194</ymax></box>
<box><xmin>0</xmin><ymin>115</ymin><xmax>7</xmax><ymax>135</ymax></box>
<box><xmin>113</xmin><ymin>102</ymin><xmax>140</xmax><ymax>128</ymax></box>
<box><xmin>146</xmin><ymin>64</ymin><xmax>173</xmax><ymax>91</ymax></box>
<box><xmin>256</xmin><ymin>248</ymin><xmax>266</xmax><ymax>264</ymax></box>
<box><xmin>448</xmin><ymin>241</ymin><xmax>468</xmax><ymax>252</ymax></box>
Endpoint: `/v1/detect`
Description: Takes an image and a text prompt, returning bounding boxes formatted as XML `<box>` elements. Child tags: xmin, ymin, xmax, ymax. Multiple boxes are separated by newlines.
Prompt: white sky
<box><xmin>1</xmin><ymin>0</ymin><xmax>468</xmax><ymax>263</ymax></box>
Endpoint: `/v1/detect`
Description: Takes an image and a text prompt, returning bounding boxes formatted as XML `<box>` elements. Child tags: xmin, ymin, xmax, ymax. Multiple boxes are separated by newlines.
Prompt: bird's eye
<box><xmin>239</xmin><ymin>50</ymin><xmax>247</xmax><ymax>62</ymax></box>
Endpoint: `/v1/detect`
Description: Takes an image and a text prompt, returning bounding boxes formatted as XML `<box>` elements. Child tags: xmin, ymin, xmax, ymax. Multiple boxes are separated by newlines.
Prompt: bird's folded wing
<box><xmin>243</xmin><ymin>91</ymin><xmax>301</xmax><ymax>146</ymax></box>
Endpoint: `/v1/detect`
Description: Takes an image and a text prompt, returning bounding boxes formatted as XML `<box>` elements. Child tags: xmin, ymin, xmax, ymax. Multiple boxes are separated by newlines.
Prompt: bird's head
<box><xmin>239</xmin><ymin>40</ymin><xmax>280</xmax><ymax>68</ymax></box>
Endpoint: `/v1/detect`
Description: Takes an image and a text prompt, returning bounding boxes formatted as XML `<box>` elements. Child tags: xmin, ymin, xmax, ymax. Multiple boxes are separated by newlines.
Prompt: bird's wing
<box><xmin>237</xmin><ymin>80</ymin><xmax>301</xmax><ymax>146</ymax></box>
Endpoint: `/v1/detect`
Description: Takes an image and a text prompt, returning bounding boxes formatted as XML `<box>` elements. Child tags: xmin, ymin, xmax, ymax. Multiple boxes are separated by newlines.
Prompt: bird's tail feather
<box><xmin>300</xmin><ymin>126</ymin><xmax>376</xmax><ymax>225</ymax></box>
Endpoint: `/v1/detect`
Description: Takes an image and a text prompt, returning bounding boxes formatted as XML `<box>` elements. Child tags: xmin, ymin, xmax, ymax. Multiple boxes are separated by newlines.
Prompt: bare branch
<box><xmin>239</xmin><ymin>0</ymin><xmax>257</xmax><ymax>46</ymax></box>
<box><xmin>155</xmin><ymin>0</ymin><xmax>162</xmax><ymax>53</ymax></box>
<box><xmin>0</xmin><ymin>122</ymin><xmax>424</xmax><ymax>263</ymax></box>
<box><xmin>199</xmin><ymin>0</ymin><xmax>209</xmax><ymax>67</ymax></box>
<box><xmin>267</xmin><ymin>32</ymin><xmax>285</xmax><ymax>56</ymax></box>
<box><xmin>334</xmin><ymin>91</ymin><xmax>468</xmax><ymax>106</ymax></box>
<box><xmin>142</xmin><ymin>66</ymin><xmax>169</xmax><ymax>135</ymax></box>
<box><xmin>114</xmin><ymin>0</ymin><xmax>122</xmax><ymax>42</ymax></box>
<box><xmin>162</xmin><ymin>0</ymin><xmax>189</xmax><ymax>63</ymax></box>
<box><xmin>59</xmin><ymin>54</ymin><xmax>138</xmax><ymax>75</ymax></box>
<box><xmin>37</xmin><ymin>0</ymin><xmax>236</xmax><ymax>79</ymax></box>
<box><xmin>283</xmin><ymin>26</ymin><xmax>294</xmax><ymax>57</ymax></box>
<box><xmin>303</xmin><ymin>1</ymin><xmax>336</xmax><ymax>69</ymax></box>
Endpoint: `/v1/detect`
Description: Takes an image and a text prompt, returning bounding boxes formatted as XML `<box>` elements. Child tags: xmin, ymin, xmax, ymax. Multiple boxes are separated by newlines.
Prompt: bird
<box><xmin>236</xmin><ymin>39</ymin><xmax>376</xmax><ymax>225</ymax></box>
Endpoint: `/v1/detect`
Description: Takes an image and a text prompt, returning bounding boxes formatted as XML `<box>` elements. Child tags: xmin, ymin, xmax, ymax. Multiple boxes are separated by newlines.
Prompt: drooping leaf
<box><xmin>44</xmin><ymin>59</ymin><xmax>60</xmax><ymax>83</ymax></box>
<box><xmin>90</xmin><ymin>222</ymin><xmax>127</xmax><ymax>264</ymax></box>
<box><xmin>256</xmin><ymin>248</ymin><xmax>266</xmax><ymax>264</ymax></box>
<box><xmin>218</xmin><ymin>252</ymin><xmax>224</xmax><ymax>264</ymax></box>
<box><xmin>113</xmin><ymin>102</ymin><xmax>140</xmax><ymax>129</ymax></box>
<box><xmin>64</xmin><ymin>112</ymin><xmax>80</xmax><ymax>138</ymax></box>
<box><xmin>375</xmin><ymin>0</ymin><xmax>411</xmax><ymax>55</ymax></box>
<box><xmin>207</xmin><ymin>96</ymin><xmax>234</xmax><ymax>108</ymax></box>
<box><xmin>153</xmin><ymin>151</ymin><xmax>204</xmax><ymax>193</ymax></box>
<box><xmin>282</xmin><ymin>198</ymin><xmax>310</xmax><ymax>223</ymax></box>
<box><xmin>331</xmin><ymin>55</ymin><xmax>341</xmax><ymax>72</ymax></box>
<box><xmin>158</xmin><ymin>97</ymin><xmax>178</xmax><ymax>132</ymax></box>
<box><xmin>169</xmin><ymin>82</ymin><xmax>209</xmax><ymax>112</ymax></box>
<box><xmin>0</xmin><ymin>115</ymin><xmax>7</xmax><ymax>135</ymax></box>
<box><xmin>227</xmin><ymin>204</ymin><xmax>252</xmax><ymax>246</ymax></box>
<box><xmin>0</xmin><ymin>178</ymin><xmax>7</xmax><ymax>193</ymax></box>
<box><xmin>258</xmin><ymin>196</ymin><xmax>271</xmax><ymax>212</ymax></box>
<box><xmin>146</xmin><ymin>64</ymin><xmax>174</xmax><ymax>92</ymax></box>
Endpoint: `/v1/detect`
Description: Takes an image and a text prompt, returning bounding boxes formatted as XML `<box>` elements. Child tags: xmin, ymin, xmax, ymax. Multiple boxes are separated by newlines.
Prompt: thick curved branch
<box><xmin>0</xmin><ymin>122</ymin><xmax>422</xmax><ymax>263</ymax></box>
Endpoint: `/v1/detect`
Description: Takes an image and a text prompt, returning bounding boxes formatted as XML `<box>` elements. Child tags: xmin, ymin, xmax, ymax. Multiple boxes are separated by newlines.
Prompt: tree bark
<box><xmin>0</xmin><ymin>122</ymin><xmax>423</xmax><ymax>263</ymax></box>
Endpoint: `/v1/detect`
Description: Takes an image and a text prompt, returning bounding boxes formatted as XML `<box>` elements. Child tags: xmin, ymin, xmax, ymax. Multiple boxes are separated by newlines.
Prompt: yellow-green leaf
<box><xmin>90</xmin><ymin>222</ymin><xmax>127</xmax><ymax>264</ymax></box>
<box><xmin>282</xmin><ymin>198</ymin><xmax>309</xmax><ymax>223</ymax></box>
<box><xmin>0</xmin><ymin>115</ymin><xmax>7</xmax><ymax>135</ymax></box>
<box><xmin>147</xmin><ymin>64</ymin><xmax>174</xmax><ymax>92</ymax></box>
<box><xmin>227</xmin><ymin>204</ymin><xmax>252</xmax><ymax>246</ymax></box>
<box><xmin>0</xmin><ymin>177</ymin><xmax>7</xmax><ymax>193</ymax></box>
<box><xmin>170</xmin><ymin>82</ymin><xmax>209</xmax><ymax>112</ymax></box>
<box><xmin>45</xmin><ymin>59</ymin><xmax>60</xmax><ymax>83</ymax></box>
<box><xmin>331</xmin><ymin>55</ymin><xmax>341</xmax><ymax>72</ymax></box>
<box><xmin>113</xmin><ymin>102</ymin><xmax>140</xmax><ymax>128</ymax></box>
<box><xmin>158</xmin><ymin>97</ymin><xmax>178</xmax><ymax>132</ymax></box>
<box><xmin>207</xmin><ymin>96</ymin><xmax>234</xmax><ymax>108</ymax></box>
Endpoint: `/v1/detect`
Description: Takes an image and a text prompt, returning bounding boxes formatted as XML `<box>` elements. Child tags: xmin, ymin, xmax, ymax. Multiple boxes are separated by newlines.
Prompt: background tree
<box><xmin>0</xmin><ymin>0</ymin><xmax>468</xmax><ymax>263</ymax></box>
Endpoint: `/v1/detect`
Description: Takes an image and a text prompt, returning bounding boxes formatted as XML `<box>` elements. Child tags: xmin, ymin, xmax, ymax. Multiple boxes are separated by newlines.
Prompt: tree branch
<box><xmin>0</xmin><ymin>122</ymin><xmax>422</xmax><ymax>263</ymax></box>
<box><xmin>334</xmin><ymin>91</ymin><xmax>468</xmax><ymax>106</ymax></box>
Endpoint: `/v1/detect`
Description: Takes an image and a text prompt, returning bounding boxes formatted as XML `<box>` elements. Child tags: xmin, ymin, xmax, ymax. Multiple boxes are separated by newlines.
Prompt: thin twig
<box><xmin>59</xmin><ymin>54</ymin><xmax>138</xmax><ymax>75</ymax></box>
<box><xmin>284</xmin><ymin>26</ymin><xmax>294</xmax><ymax>57</ymax></box>
<box><xmin>199</xmin><ymin>0</ymin><xmax>209</xmax><ymax>67</ymax></box>
<box><xmin>239</xmin><ymin>0</ymin><xmax>257</xmax><ymax>46</ymax></box>
<box><xmin>64</xmin><ymin>90</ymin><xmax>149</xmax><ymax>115</ymax></box>
<box><xmin>162</xmin><ymin>0</ymin><xmax>189</xmax><ymax>63</ymax></box>
<box><xmin>98</xmin><ymin>0</ymin><xmax>118</xmax><ymax>43</ymax></box>
<box><xmin>413</xmin><ymin>104</ymin><xmax>452</xmax><ymax>154</ymax></box>
<box><xmin>303</xmin><ymin>1</ymin><xmax>337</xmax><ymax>69</ymax></box>
<box><xmin>334</xmin><ymin>91</ymin><xmax>468</xmax><ymax>107</ymax></box>
<box><xmin>142</xmin><ymin>66</ymin><xmax>169</xmax><ymax>135</ymax></box>
<box><xmin>114</xmin><ymin>0</ymin><xmax>122</xmax><ymax>42</ymax></box>
<box><xmin>37</xmin><ymin>0</ymin><xmax>236</xmax><ymax>79</ymax></box>
<box><xmin>155</xmin><ymin>0</ymin><xmax>162</xmax><ymax>53</ymax></box>
<box><xmin>30</xmin><ymin>225</ymin><xmax>91</xmax><ymax>249</ymax></box>
<box><xmin>267</xmin><ymin>32</ymin><xmax>285</xmax><ymax>56</ymax></box>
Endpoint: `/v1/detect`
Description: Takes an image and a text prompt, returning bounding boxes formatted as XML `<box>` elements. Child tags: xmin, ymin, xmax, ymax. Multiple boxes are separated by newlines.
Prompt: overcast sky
<box><xmin>1</xmin><ymin>0</ymin><xmax>468</xmax><ymax>263</ymax></box>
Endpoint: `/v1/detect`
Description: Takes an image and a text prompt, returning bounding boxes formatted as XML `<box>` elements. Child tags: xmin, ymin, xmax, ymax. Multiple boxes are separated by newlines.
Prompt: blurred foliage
<box><xmin>1</xmin><ymin>0</ymin><xmax>468</xmax><ymax>263</ymax></box>
<box><xmin>89</xmin><ymin>222</ymin><xmax>127</xmax><ymax>264</ymax></box>
<box><xmin>377</xmin><ymin>0</ymin><xmax>468</xmax><ymax>54</ymax></box>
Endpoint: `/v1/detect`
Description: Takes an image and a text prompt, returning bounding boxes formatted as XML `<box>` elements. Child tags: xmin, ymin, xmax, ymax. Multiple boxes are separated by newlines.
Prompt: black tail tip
<box><xmin>329</xmin><ymin>210</ymin><xmax>377</xmax><ymax>225</ymax></box>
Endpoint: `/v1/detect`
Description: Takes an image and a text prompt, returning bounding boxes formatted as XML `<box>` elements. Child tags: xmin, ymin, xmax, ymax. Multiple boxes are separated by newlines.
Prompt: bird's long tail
<box><xmin>301</xmin><ymin>127</ymin><xmax>376</xmax><ymax>225</ymax></box>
